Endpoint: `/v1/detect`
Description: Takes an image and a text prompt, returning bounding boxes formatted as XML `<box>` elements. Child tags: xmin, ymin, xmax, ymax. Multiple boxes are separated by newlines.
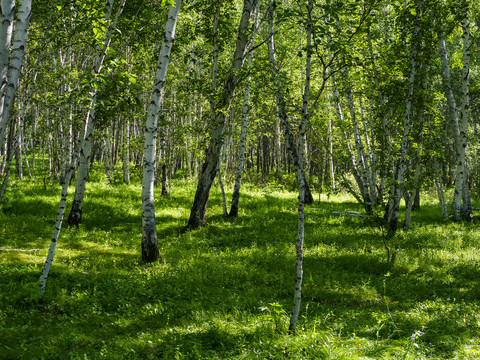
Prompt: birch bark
<box><xmin>0</xmin><ymin>0</ymin><xmax>30</xmax><ymax>156</ymax></box>
<box><xmin>67</xmin><ymin>0</ymin><xmax>126</xmax><ymax>226</ymax></box>
<box><xmin>122</xmin><ymin>116</ymin><xmax>130</xmax><ymax>184</ymax></box>
<box><xmin>229</xmin><ymin>7</ymin><xmax>257</xmax><ymax>217</ymax></box>
<box><xmin>388</xmin><ymin>2</ymin><xmax>420</xmax><ymax>234</ymax></box>
<box><xmin>335</xmin><ymin>15</ymin><xmax>372</xmax><ymax>214</ymax></box>
<box><xmin>289</xmin><ymin>0</ymin><xmax>312</xmax><ymax>332</ymax></box>
<box><xmin>458</xmin><ymin>16</ymin><xmax>472</xmax><ymax>221</ymax></box>
<box><xmin>39</xmin><ymin>146</ymin><xmax>80</xmax><ymax>296</ymax></box>
<box><xmin>266</xmin><ymin>0</ymin><xmax>314</xmax><ymax>206</ymax></box>
<box><xmin>0</xmin><ymin>0</ymin><xmax>14</xmax><ymax>83</ymax></box>
<box><xmin>434</xmin><ymin>158</ymin><xmax>448</xmax><ymax>219</ymax></box>
<box><xmin>141</xmin><ymin>0</ymin><xmax>181</xmax><ymax>262</ymax></box>
<box><xmin>188</xmin><ymin>0</ymin><xmax>259</xmax><ymax>228</ymax></box>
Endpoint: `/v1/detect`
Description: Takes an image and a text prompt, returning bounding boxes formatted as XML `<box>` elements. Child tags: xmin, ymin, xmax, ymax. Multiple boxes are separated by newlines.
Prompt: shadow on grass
<box><xmin>2</xmin><ymin>179</ymin><xmax>480</xmax><ymax>359</ymax></box>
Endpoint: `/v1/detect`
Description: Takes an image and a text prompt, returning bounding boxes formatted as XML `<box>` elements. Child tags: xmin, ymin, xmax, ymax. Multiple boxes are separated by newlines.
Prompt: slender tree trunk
<box><xmin>458</xmin><ymin>16</ymin><xmax>472</xmax><ymax>221</ymax></box>
<box><xmin>289</xmin><ymin>1</ymin><xmax>312</xmax><ymax>332</ymax></box>
<box><xmin>122</xmin><ymin>116</ymin><xmax>130</xmax><ymax>184</ymax></box>
<box><xmin>39</xmin><ymin>146</ymin><xmax>80</xmax><ymax>296</ymax></box>
<box><xmin>0</xmin><ymin>136</ymin><xmax>14</xmax><ymax>204</ymax></box>
<box><xmin>67</xmin><ymin>0</ymin><xmax>125</xmax><ymax>227</ymax></box>
<box><xmin>388</xmin><ymin>2</ymin><xmax>421</xmax><ymax>234</ymax></box>
<box><xmin>434</xmin><ymin>159</ymin><xmax>448</xmax><ymax>218</ymax></box>
<box><xmin>229</xmin><ymin>7</ymin><xmax>257</xmax><ymax>217</ymax></box>
<box><xmin>188</xmin><ymin>0</ymin><xmax>259</xmax><ymax>228</ymax></box>
<box><xmin>328</xmin><ymin>118</ymin><xmax>335</xmax><ymax>191</ymax></box>
<box><xmin>404</xmin><ymin>144</ymin><xmax>422</xmax><ymax>228</ymax></box>
<box><xmin>141</xmin><ymin>0</ymin><xmax>181</xmax><ymax>262</ymax></box>
<box><xmin>266</xmin><ymin>0</ymin><xmax>313</xmax><ymax>205</ymax></box>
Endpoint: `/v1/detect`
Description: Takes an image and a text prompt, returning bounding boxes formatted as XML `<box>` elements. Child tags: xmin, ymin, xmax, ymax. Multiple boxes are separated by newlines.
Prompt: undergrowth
<box><xmin>1</xmin><ymin>167</ymin><xmax>480</xmax><ymax>359</ymax></box>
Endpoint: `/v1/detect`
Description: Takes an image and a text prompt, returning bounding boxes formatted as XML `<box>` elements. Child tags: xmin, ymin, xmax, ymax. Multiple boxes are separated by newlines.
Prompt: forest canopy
<box><xmin>1</xmin><ymin>0</ymin><xmax>480</xmax><ymax>358</ymax></box>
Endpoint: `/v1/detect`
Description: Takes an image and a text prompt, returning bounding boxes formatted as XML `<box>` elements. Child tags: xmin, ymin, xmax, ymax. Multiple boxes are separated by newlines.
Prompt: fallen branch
<box><xmin>0</xmin><ymin>248</ymin><xmax>41</xmax><ymax>252</ymax></box>
<box><xmin>331</xmin><ymin>211</ymin><xmax>364</xmax><ymax>217</ymax></box>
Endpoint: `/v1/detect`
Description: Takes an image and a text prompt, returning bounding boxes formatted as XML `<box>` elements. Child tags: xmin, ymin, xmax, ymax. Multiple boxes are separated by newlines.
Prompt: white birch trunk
<box><xmin>360</xmin><ymin>96</ymin><xmax>377</xmax><ymax>205</ymax></box>
<box><xmin>275</xmin><ymin>119</ymin><xmax>283</xmax><ymax>181</ymax></box>
<box><xmin>0</xmin><ymin>0</ymin><xmax>14</xmax><ymax>81</ymax></box>
<box><xmin>0</xmin><ymin>0</ymin><xmax>30</xmax><ymax>155</ymax></box>
<box><xmin>141</xmin><ymin>0</ymin><xmax>181</xmax><ymax>262</ymax></box>
<box><xmin>188</xmin><ymin>0</ymin><xmax>259</xmax><ymax>228</ymax></box>
<box><xmin>388</xmin><ymin>3</ymin><xmax>420</xmax><ymax>233</ymax></box>
<box><xmin>404</xmin><ymin>145</ymin><xmax>422</xmax><ymax>228</ymax></box>
<box><xmin>328</xmin><ymin>118</ymin><xmax>335</xmax><ymax>191</ymax></box>
<box><xmin>458</xmin><ymin>16</ymin><xmax>471</xmax><ymax>221</ymax></box>
<box><xmin>266</xmin><ymin>0</ymin><xmax>313</xmax><ymax>205</ymax></box>
<box><xmin>0</xmin><ymin>0</ymin><xmax>14</xmax><ymax>148</ymax></box>
<box><xmin>67</xmin><ymin>0</ymin><xmax>125</xmax><ymax>226</ymax></box>
<box><xmin>39</xmin><ymin>147</ymin><xmax>80</xmax><ymax>296</ymax></box>
<box><xmin>289</xmin><ymin>1</ymin><xmax>312</xmax><ymax>332</ymax></box>
<box><xmin>0</xmin><ymin>135</ymin><xmax>14</xmax><ymax>203</ymax></box>
<box><xmin>335</xmin><ymin>16</ymin><xmax>372</xmax><ymax>213</ymax></box>
<box><xmin>434</xmin><ymin>159</ymin><xmax>448</xmax><ymax>219</ymax></box>
<box><xmin>229</xmin><ymin>7</ymin><xmax>257</xmax><ymax>217</ymax></box>
<box><xmin>122</xmin><ymin>116</ymin><xmax>130</xmax><ymax>184</ymax></box>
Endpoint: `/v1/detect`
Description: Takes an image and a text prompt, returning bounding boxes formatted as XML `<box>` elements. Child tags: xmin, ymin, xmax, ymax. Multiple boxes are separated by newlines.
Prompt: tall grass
<box><xmin>1</xmin><ymin>168</ymin><xmax>479</xmax><ymax>359</ymax></box>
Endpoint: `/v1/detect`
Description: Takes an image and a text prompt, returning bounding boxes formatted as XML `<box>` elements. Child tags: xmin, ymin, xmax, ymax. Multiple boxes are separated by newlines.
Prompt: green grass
<box><xmin>1</xmin><ymin>168</ymin><xmax>480</xmax><ymax>359</ymax></box>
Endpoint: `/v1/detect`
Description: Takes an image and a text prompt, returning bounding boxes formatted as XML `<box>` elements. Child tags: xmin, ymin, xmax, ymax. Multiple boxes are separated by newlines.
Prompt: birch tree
<box><xmin>39</xmin><ymin>146</ymin><xmax>80</xmax><ymax>295</ymax></box>
<box><xmin>456</xmin><ymin>11</ymin><xmax>472</xmax><ymax>221</ymax></box>
<box><xmin>67</xmin><ymin>0</ymin><xmax>126</xmax><ymax>226</ymax></box>
<box><xmin>141</xmin><ymin>0</ymin><xmax>182</xmax><ymax>263</ymax></box>
<box><xmin>0</xmin><ymin>0</ymin><xmax>30</xmax><ymax>161</ymax></box>
<box><xmin>387</xmin><ymin>1</ymin><xmax>421</xmax><ymax>234</ymax></box>
<box><xmin>289</xmin><ymin>0</ymin><xmax>312</xmax><ymax>332</ymax></box>
<box><xmin>266</xmin><ymin>0</ymin><xmax>314</xmax><ymax>207</ymax></box>
<box><xmin>188</xmin><ymin>0</ymin><xmax>259</xmax><ymax>228</ymax></box>
<box><xmin>229</xmin><ymin>6</ymin><xmax>257</xmax><ymax>218</ymax></box>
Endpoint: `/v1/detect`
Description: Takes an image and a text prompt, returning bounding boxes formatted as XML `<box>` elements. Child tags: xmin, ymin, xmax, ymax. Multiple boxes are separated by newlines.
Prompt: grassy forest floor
<box><xmin>1</xmin><ymin>167</ymin><xmax>480</xmax><ymax>359</ymax></box>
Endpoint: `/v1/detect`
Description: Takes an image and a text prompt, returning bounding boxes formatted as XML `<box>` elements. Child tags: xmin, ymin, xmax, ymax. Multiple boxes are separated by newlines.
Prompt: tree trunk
<box><xmin>67</xmin><ymin>0</ymin><xmax>125</xmax><ymax>227</ymax></box>
<box><xmin>434</xmin><ymin>159</ymin><xmax>448</xmax><ymax>218</ymax></box>
<box><xmin>188</xmin><ymin>0</ymin><xmax>259</xmax><ymax>228</ymax></box>
<box><xmin>267</xmin><ymin>0</ymin><xmax>313</xmax><ymax>205</ymax></box>
<box><xmin>289</xmin><ymin>0</ymin><xmax>312</xmax><ymax>332</ymax></box>
<box><xmin>0</xmin><ymin>0</ymin><xmax>31</xmax><ymax>155</ymax></box>
<box><xmin>388</xmin><ymin>2</ymin><xmax>421</xmax><ymax>234</ymax></box>
<box><xmin>404</xmin><ymin>145</ymin><xmax>422</xmax><ymax>228</ymax></box>
<box><xmin>457</xmin><ymin>16</ymin><xmax>472</xmax><ymax>221</ymax></box>
<box><xmin>39</xmin><ymin>146</ymin><xmax>80</xmax><ymax>296</ymax></box>
<box><xmin>122</xmin><ymin>116</ymin><xmax>130</xmax><ymax>184</ymax></box>
<box><xmin>141</xmin><ymin>0</ymin><xmax>181</xmax><ymax>262</ymax></box>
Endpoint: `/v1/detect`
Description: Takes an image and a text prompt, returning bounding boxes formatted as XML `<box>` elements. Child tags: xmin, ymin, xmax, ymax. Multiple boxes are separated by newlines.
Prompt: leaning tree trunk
<box><xmin>67</xmin><ymin>0</ymin><xmax>126</xmax><ymax>227</ymax></box>
<box><xmin>229</xmin><ymin>7</ymin><xmax>257</xmax><ymax>218</ymax></box>
<box><xmin>188</xmin><ymin>0</ymin><xmax>259</xmax><ymax>228</ymax></box>
<box><xmin>0</xmin><ymin>0</ymin><xmax>30</xmax><ymax>157</ymax></box>
<box><xmin>141</xmin><ymin>0</ymin><xmax>181</xmax><ymax>263</ymax></box>
<box><xmin>39</xmin><ymin>147</ymin><xmax>80</xmax><ymax>296</ymax></box>
<box><xmin>335</xmin><ymin>14</ymin><xmax>372</xmax><ymax>214</ymax></box>
<box><xmin>266</xmin><ymin>0</ymin><xmax>313</xmax><ymax>205</ymax></box>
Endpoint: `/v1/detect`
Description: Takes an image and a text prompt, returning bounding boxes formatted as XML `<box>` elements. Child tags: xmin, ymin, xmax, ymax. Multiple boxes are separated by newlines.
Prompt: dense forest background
<box><xmin>2</xmin><ymin>0</ymin><xmax>480</xmax><ymax>358</ymax></box>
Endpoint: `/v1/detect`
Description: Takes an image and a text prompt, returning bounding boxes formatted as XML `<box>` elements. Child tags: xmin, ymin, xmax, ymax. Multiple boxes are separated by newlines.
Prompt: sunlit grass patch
<box><xmin>1</xmin><ymin>172</ymin><xmax>480</xmax><ymax>358</ymax></box>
